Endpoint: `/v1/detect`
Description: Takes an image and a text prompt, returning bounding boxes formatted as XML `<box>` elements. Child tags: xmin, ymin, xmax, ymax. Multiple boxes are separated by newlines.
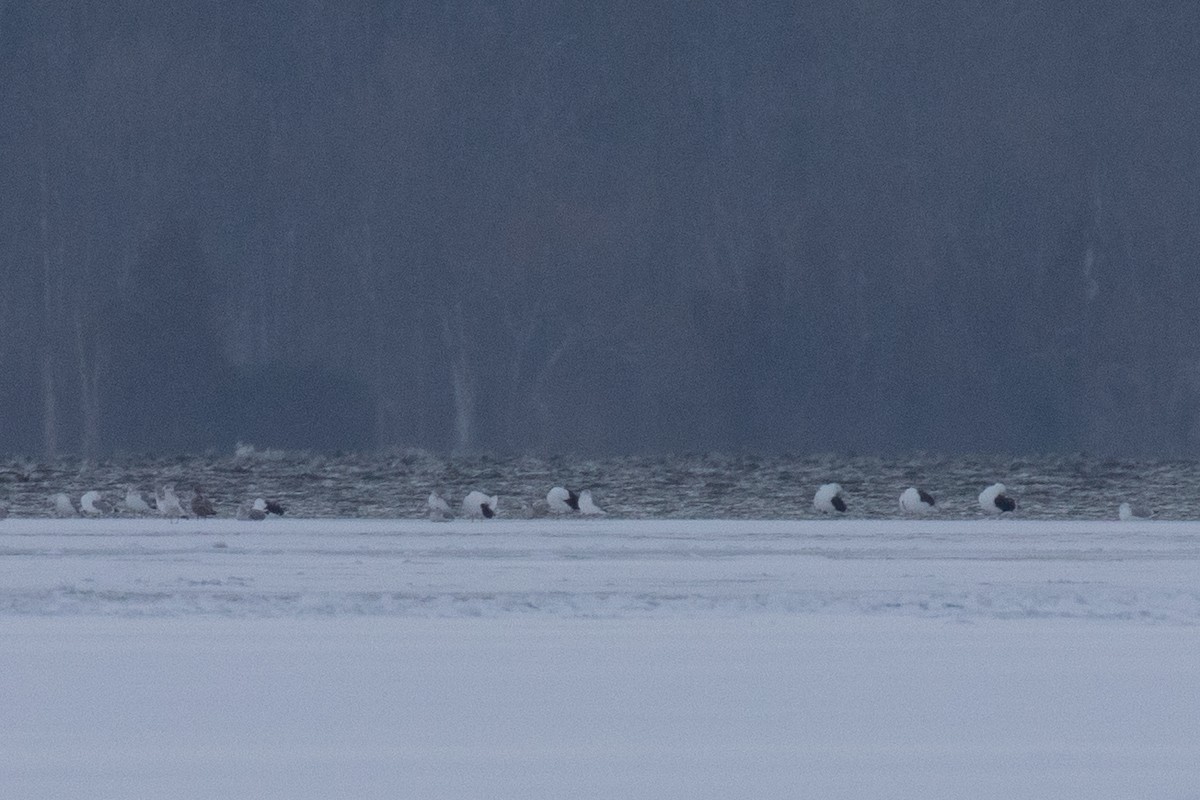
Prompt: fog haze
<box><xmin>2</xmin><ymin>2</ymin><xmax>1198</xmax><ymax>456</ymax></box>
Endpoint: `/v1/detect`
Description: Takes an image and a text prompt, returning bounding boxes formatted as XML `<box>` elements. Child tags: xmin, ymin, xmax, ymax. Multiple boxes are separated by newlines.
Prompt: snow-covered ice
<box><xmin>1</xmin><ymin>517</ymin><xmax>1198</xmax><ymax>798</ymax></box>
<box><xmin>0</xmin><ymin>517</ymin><xmax>1196</xmax><ymax>619</ymax></box>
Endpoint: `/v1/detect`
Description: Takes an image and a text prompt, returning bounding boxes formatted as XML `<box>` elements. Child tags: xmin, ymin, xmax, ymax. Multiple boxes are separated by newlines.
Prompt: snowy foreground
<box><xmin>2</xmin><ymin>518</ymin><xmax>1198</xmax><ymax>798</ymax></box>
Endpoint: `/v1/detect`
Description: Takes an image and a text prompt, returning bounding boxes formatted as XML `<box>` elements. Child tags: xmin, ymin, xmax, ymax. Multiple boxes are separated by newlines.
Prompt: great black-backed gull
<box><xmin>124</xmin><ymin>486</ymin><xmax>155</xmax><ymax>515</ymax></box>
<box><xmin>1118</xmin><ymin>502</ymin><xmax>1153</xmax><ymax>521</ymax></box>
<box><xmin>578</xmin><ymin>490</ymin><xmax>605</xmax><ymax>515</ymax></box>
<box><xmin>52</xmin><ymin>492</ymin><xmax>79</xmax><ymax>517</ymax></box>
<box><xmin>814</xmin><ymin>483</ymin><xmax>848</xmax><ymax>514</ymax></box>
<box><xmin>979</xmin><ymin>483</ymin><xmax>1016</xmax><ymax>514</ymax></box>
<box><xmin>80</xmin><ymin>490</ymin><xmax>113</xmax><ymax>516</ymax></box>
<box><xmin>899</xmin><ymin>487</ymin><xmax>937</xmax><ymax>514</ymax></box>
<box><xmin>428</xmin><ymin>492</ymin><xmax>453</xmax><ymax>521</ymax></box>
<box><xmin>547</xmin><ymin>487</ymin><xmax>581</xmax><ymax>513</ymax></box>
<box><xmin>462</xmin><ymin>490</ymin><xmax>499</xmax><ymax>519</ymax></box>
<box><xmin>155</xmin><ymin>484</ymin><xmax>188</xmax><ymax>518</ymax></box>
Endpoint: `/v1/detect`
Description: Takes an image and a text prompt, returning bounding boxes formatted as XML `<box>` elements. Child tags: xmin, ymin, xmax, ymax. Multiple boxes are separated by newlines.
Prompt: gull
<box><xmin>191</xmin><ymin>485</ymin><xmax>217</xmax><ymax>518</ymax></box>
<box><xmin>1118</xmin><ymin>502</ymin><xmax>1153</xmax><ymax>521</ymax></box>
<box><xmin>80</xmin><ymin>490</ymin><xmax>113</xmax><ymax>516</ymax></box>
<box><xmin>155</xmin><ymin>484</ymin><xmax>188</xmax><ymax>518</ymax></box>
<box><xmin>547</xmin><ymin>487</ymin><xmax>580</xmax><ymax>514</ymax></box>
<box><xmin>979</xmin><ymin>483</ymin><xmax>1016</xmax><ymax>514</ymax></box>
<box><xmin>52</xmin><ymin>492</ymin><xmax>79</xmax><ymax>517</ymax></box>
<box><xmin>237</xmin><ymin>498</ymin><xmax>268</xmax><ymax>521</ymax></box>
<box><xmin>814</xmin><ymin>483</ymin><xmax>848</xmax><ymax>514</ymax></box>
<box><xmin>462</xmin><ymin>490</ymin><xmax>499</xmax><ymax>519</ymax></box>
<box><xmin>124</xmin><ymin>486</ymin><xmax>156</xmax><ymax>515</ymax></box>
<box><xmin>578</xmin><ymin>490</ymin><xmax>605</xmax><ymax>515</ymax></box>
<box><xmin>899</xmin><ymin>487</ymin><xmax>937</xmax><ymax>514</ymax></box>
<box><xmin>428</xmin><ymin>492</ymin><xmax>453</xmax><ymax>521</ymax></box>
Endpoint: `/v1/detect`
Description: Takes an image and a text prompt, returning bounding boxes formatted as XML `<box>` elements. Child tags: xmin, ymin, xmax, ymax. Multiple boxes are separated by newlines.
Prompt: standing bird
<box><xmin>814</xmin><ymin>483</ymin><xmax>848</xmax><ymax>514</ymax></box>
<box><xmin>123</xmin><ymin>486</ymin><xmax>156</xmax><ymax>515</ymax></box>
<box><xmin>427</xmin><ymin>491</ymin><xmax>453</xmax><ymax>521</ymax></box>
<box><xmin>578</xmin><ymin>490</ymin><xmax>605</xmax><ymax>516</ymax></box>
<box><xmin>547</xmin><ymin>487</ymin><xmax>581</xmax><ymax>514</ymax></box>
<box><xmin>462</xmin><ymin>490</ymin><xmax>499</xmax><ymax>519</ymax></box>
<box><xmin>899</xmin><ymin>487</ymin><xmax>937</xmax><ymax>514</ymax></box>
<box><xmin>191</xmin><ymin>485</ymin><xmax>217</xmax><ymax>518</ymax></box>
<box><xmin>155</xmin><ymin>484</ymin><xmax>188</xmax><ymax>518</ymax></box>
<box><xmin>80</xmin><ymin>490</ymin><xmax>113</xmax><ymax>516</ymax></box>
<box><xmin>52</xmin><ymin>492</ymin><xmax>79</xmax><ymax>517</ymax></box>
<box><xmin>979</xmin><ymin>483</ymin><xmax>1017</xmax><ymax>514</ymax></box>
<box><xmin>246</xmin><ymin>498</ymin><xmax>269</xmax><ymax>521</ymax></box>
<box><xmin>1118</xmin><ymin>502</ymin><xmax>1153</xmax><ymax>521</ymax></box>
<box><xmin>236</xmin><ymin>498</ymin><xmax>268</xmax><ymax>521</ymax></box>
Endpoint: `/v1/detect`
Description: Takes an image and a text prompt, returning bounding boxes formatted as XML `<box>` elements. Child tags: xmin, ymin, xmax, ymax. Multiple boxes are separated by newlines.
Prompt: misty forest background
<box><xmin>2</xmin><ymin>1</ymin><xmax>1200</xmax><ymax>457</ymax></box>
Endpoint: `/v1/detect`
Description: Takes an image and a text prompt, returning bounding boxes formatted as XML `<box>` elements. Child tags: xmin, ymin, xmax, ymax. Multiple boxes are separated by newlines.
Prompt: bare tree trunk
<box><xmin>450</xmin><ymin>363</ymin><xmax>474</xmax><ymax>453</ymax></box>
<box><xmin>441</xmin><ymin>308</ymin><xmax>475</xmax><ymax>453</ymax></box>
<box><xmin>502</xmin><ymin>317</ymin><xmax>537</xmax><ymax>446</ymax></box>
<box><xmin>354</xmin><ymin>219</ymin><xmax>392</xmax><ymax>447</ymax></box>
<box><xmin>502</xmin><ymin>313</ymin><xmax>576</xmax><ymax>449</ymax></box>
<box><xmin>38</xmin><ymin>149</ymin><xmax>58</xmax><ymax>458</ymax></box>
<box><xmin>527</xmin><ymin>333</ymin><xmax>574</xmax><ymax>447</ymax></box>
<box><xmin>41</xmin><ymin>350</ymin><xmax>57</xmax><ymax>458</ymax></box>
<box><xmin>75</xmin><ymin>310</ymin><xmax>104</xmax><ymax>458</ymax></box>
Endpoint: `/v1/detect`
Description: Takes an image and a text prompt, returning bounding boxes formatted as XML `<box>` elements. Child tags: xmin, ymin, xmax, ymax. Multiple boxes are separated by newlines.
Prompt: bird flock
<box><xmin>3</xmin><ymin>480</ymin><xmax>1153</xmax><ymax>521</ymax></box>
<box><xmin>44</xmin><ymin>483</ymin><xmax>286</xmax><ymax>520</ymax></box>
<box><xmin>428</xmin><ymin>487</ymin><xmax>606</xmax><ymax>521</ymax></box>
<box><xmin>814</xmin><ymin>481</ymin><xmax>1148</xmax><ymax>520</ymax></box>
<box><xmin>30</xmin><ymin>484</ymin><xmax>606</xmax><ymax>521</ymax></box>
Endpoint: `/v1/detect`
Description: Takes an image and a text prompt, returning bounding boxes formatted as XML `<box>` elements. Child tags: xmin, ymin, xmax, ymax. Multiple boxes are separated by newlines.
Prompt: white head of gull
<box><xmin>547</xmin><ymin>486</ymin><xmax>580</xmax><ymax>514</ymax></box>
<box><xmin>813</xmin><ymin>483</ymin><xmax>847</xmax><ymax>514</ymax></box>
<box><xmin>899</xmin><ymin>487</ymin><xmax>937</xmax><ymax>514</ymax></box>
<box><xmin>462</xmin><ymin>490</ymin><xmax>499</xmax><ymax>519</ymax></box>
<box><xmin>978</xmin><ymin>483</ymin><xmax>1016</xmax><ymax>514</ymax></box>
<box><xmin>578</xmin><ymin>490</ymin><xmax>605</xmax><ymax>516</ymax></box>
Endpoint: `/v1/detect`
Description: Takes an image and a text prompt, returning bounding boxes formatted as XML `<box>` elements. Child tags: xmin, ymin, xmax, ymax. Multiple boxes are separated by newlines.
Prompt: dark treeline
<box><xmin>2</xmin><ymin>1</ymin><xmax>1200</xmax><ymax>456</ymax></box>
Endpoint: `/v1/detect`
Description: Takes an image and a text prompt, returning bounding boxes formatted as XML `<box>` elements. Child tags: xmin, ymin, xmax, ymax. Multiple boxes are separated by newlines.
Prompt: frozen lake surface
<box><xmin>0</xmin><ymin>517</ymin><xmax>1199</xmax><ymax>620</ymax></box>
<box><xmin>2</xmin><ymin>517</ymin><xmax>1198</xmax><ymax>798</ymax></box>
